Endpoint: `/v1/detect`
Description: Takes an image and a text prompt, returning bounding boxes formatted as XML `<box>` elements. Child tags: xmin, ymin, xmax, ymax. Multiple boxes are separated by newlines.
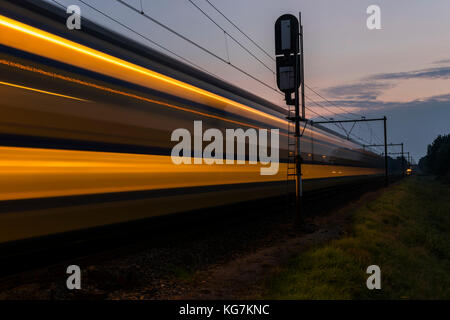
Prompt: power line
<box><xmin>54</xmin><ymin>0</ymin><xmax>376</xmax><ymax>147</ymax></box>
<box><xmin>305</xmin><ymin>86</ymin><xmax>386</xmax><ymax>146</ymax></box>
<box><xmin>305</xmin><ymin>95</ymin><xmax>347</xmax><ymax>122</ymax></box>
<box><xmin>202</xmin><ymin>0</ymin><xmax>377</xmax><ymax>126</ymax></box>
<box><xmin>189</xmin><ymin>1</ymin><xmax>353</xmax><ymax>123</ymax></box>
<box><xmin>201</xmin><ymin>0</ymin><xmax>347</xmax><ymax>123</ymax></box>
<box><xmin>305</xmin><ymin>105</ymin><xmax>328</xmax><ymax>121</ymax></box>
<box><xmin>366</xmin><ymin>122</ymin><xmax>384</xmax><ymax>146</ymax></box>
<box><xmin>201</xmin><ymin>0</ymin><xmax>367</xmax><ymax>121</ymax></box>
<box><xmin>51</xmin><ymin>0</ymin><xmax>228</xmax><ymax>83</ymax></box>
<box><xmin>203</xmin><ymin>0</ymin><xmax>274</xmax><ymax>61</ymax></box>
<box><xmin>182</xmin><ymin>1</ymin><xmax>380</xmax><ymax>142</ymax></box>
<box><xmin>119</xmin><ymin>0</ymin><xmax>358</xmax><ymax>129</ymax></box>
<box><xmin>187</xmin><ymin>0</ymin><xmax>274</xmax><ymax>74</ymax></box>
<box><xmin>304</xmin><ymin>85</ymin><xmax>387</xmax><ymax>148</ymax></box>
<box><xmin>305</xmin><ymin>85</ymin><xmax>388</xmax><ymax>149</ymax></box>
<box><xmin>305</xmin><ymin>95</ymin><xmax>355</xmax><ymax>137</ymax></box>
<box><xmin>185</xmin><ymin>1</ymin><xmax>359</xmax><ymax>125</ymax></box>
<box><xmin>304</xmin><ymin>84</ymin><xmax>364</xmax><ymax>118</ymax></box>
<box><xmin>55</xmin><ymin>0</ymin><xmax>335</xmax><ymax>124</ymax></box>
<box><xmin>114</xmin><ymin>0</ymin><xmax>280</xmax><ymax>94</ymax></box>
<box><xmin>306</xmin><ymin>101</ymin><xmax>381</xmax><ymax>149</ymax></box>
<box><xmin>55</xmin><ymin>0</ymin><xmax>327</xmax><ymax>126</ymax></box>
<box><xmin>305</xmin><ymin>84</ymin><xmax>386</xmax><ymax>148</ymax></box>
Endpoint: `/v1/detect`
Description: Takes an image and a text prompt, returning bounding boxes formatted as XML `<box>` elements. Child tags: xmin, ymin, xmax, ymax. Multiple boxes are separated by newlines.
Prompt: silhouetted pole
<box><xmin>294</xmin><ymin>12</ymin><xmax>305</xmax><ymax>223</ymax></box>
<box><xmin>401</xmin><ymin>143</ymin><xmax>405</xmax><ymax>177</ymax></box>
<box><xmin>294</xmin><ymin>46</ymin><xmax>302</xmax><ymax>223</ymax></box>
<box><xmin>299</xmin><ymin>12</ymin><xmax>305</xmax><ymax>119</ymax></box>
<box><xmin>383</xmin><ymin>116</ymin><xmax>388</xmax><ymax>186</ymax></box>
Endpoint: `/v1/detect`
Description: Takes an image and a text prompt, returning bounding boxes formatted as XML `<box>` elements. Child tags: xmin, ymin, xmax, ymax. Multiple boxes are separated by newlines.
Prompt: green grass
<box><xmin>264</xmin><ymin>176</ymin><xmax>450</xmax><ymax>299</ymax></box>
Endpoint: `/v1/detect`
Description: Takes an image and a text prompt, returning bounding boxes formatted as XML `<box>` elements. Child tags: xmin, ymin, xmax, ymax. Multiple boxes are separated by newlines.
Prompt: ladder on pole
<box><xmin>286</xmin><ymin>104</ymin><xmax>296</xmax><ymax>210</ymax></box>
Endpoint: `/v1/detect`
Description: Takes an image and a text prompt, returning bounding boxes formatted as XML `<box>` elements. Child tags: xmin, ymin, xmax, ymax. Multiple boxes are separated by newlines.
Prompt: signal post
<box><xmin>275</xmin><ymin>13</ymin><xmax>305</xmax><ymax>223</ymax></box>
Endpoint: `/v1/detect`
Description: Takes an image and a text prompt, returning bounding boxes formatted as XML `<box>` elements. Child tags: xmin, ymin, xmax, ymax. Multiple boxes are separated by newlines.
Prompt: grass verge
<box><xmin>263</xmin><ymin>176</ymin><xmax>450</xmax><ymax>299</ymax></box>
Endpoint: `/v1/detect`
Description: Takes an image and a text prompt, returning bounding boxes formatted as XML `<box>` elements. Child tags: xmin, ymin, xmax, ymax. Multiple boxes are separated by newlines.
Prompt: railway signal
<box><xmin>275</xmin><ymin>13</ymin><xmax>305</xmax><ymax>223</ymax></box>
<box><xmin>275</xmin><ymin>14</ymin><xmax>301</xmax><ymax>95</ymax></box>
<box><xmin>275</xmin><ymin>14</ymin><xmax>299</xmax><ymax>55</ymax></box>
<box><xmin>275</xmin><ymin>55</ymin><xmax>299</xmax><ymax>93</ymax></box>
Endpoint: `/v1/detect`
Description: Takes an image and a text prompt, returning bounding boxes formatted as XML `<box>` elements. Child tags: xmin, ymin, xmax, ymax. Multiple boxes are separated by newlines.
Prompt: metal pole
<box><xmin>299</xmin><ymin>12</ymin><xmax>305</xmax><ymax>119</ymax></box>
<box><xmin>311</xmin><ymin>122</ymin><xmax>314</xmax><ymax>162</ymax></box>
<box><xmin>401</xmin><ymin>143</ymin><xmax>404</xmax><ymax>177</ymax></box>
<box><xmin>294</xmin><ymin>13</ymin><xmax>302</xmax><ymax>223</ymax></box>
<box><xmin>383</xmin><ymin>116</ymin><xmax>388</xmax><ymax>186</ymax></box>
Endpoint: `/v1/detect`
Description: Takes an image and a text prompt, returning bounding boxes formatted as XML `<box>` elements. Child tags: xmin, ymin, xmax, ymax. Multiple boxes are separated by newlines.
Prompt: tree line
<box><xmin>419</xmin><ymin>134</ymin><xmax>450</xmax><ymax>178</ymax></box>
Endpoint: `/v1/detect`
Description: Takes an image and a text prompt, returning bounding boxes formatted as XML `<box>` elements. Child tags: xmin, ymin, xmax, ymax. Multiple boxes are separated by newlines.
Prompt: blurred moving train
<box><xmin>0</xmin><ymin>0</ymin><xmax>383</xmax><ymax>244</ymax></box>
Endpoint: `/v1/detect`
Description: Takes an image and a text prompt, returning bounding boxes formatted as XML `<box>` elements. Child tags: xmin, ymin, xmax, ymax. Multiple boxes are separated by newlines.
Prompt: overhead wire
<box><xmin>304</xmin><ymin>84</ymin><xmax>364</xmax><ymax>118</ymax></box>
<box><xmin>51</xmin><ymin>0</ymin><xmax>229</xmax><ymax>83</ymax></box>
<box><xmin>203</xmin><ymin>0</ymin><xmax>274</xmax><ymax>61</ymax></box>
<box><xmin>51</xmin><ymin>0</ymin><xmax>376</xmax><ymax>147</ymax></box>
<box><xmin>199</xmin><ymin>2</ymin><xmax>385</xmax><ymax>145</ymax></box>
<box><xmin>201</xmin><ymin>1</ymin><xmax>365</xmax><ymax>120</ymax></box>
<box><xmin>114</xmin><ymin>0</ymin><xmax>280</xmax><ymax>94</ymax></box>
<box><xmin>188</xmin><ymin>0</ymin><xmax>355</xmax><ymax>125</ymax></box>
<box><xmin>118</xmin><ymin>0</ymin><xmax>363</xmax><ymax>132</ymax></box>
<box><xmin>187</xmin><ymin>0</ymin><xmax>275</xmax><ymax>74</ymax></box>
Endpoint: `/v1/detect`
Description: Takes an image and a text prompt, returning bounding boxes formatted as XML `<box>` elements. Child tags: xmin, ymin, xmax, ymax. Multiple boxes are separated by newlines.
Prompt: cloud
<box><xmin>324</xmin><ymin>64</ymin><xmax>450</xmax><ymax>103</ymax></box>
<box><xmin>433</xmin><ymin>59</ymin><xmax>450</xmax><ymax>65</ymax></box>
<box><xmin>368</xmin><ymin>66</ymin><xmax>450</xmax><ymax>81</ymax></box>
<box><xmin>324</xmin><ymin>82</ymin><xmax>393</xmax><ymax>101</ymax></box>
<box><xmin>410</xmin><ymin>93</ymin><xmax>450</xmax><ymax>104</ymax></box>
<box><xmin>325</xmin><ymin>92</ymin><xmax>450</xmax><ymax>111</ymax></box>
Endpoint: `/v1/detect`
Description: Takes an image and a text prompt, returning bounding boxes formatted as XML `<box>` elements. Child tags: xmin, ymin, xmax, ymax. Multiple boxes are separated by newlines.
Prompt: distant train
<box><xmin>0</xmin><ymin>0</ymin><xmax>383</xmax><ymax>244</ymax></box>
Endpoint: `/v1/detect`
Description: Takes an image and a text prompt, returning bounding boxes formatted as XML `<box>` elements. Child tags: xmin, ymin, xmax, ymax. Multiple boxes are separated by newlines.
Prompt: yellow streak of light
<box><xmin>0</xmin><ymin>59</ymin><xmax>343</xmax><ymax>149</ymax></box>
<box><xmin>0</xmin><ymin>146</ymin><xmax>383</xmax><ymax>201</ymax></box>
<box><xmin>0</xmin><ymin>81</ymin><xmax>88</xmax><ymax>102</ymax></box>
<box><xmin>0</xmin><ymin>59</ymin><xmax>262</xmax><ymax>131</ymax></box>
<box><xmin>0</xmin><ymin>59</ymin><xmax>345</xmax><ymax>156</ymax></box>
<box><xmin>0</xmin><ymin>15</ymin><xmax>286</xmax><ymax>126</ymax></box>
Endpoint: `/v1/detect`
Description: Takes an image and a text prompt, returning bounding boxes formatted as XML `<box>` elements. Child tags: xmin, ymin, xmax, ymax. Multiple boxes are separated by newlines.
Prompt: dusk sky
<box><xmin>47</xmin><ymin>0</ymin><xmax>450</xmax><ymax>161</ymax></box>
